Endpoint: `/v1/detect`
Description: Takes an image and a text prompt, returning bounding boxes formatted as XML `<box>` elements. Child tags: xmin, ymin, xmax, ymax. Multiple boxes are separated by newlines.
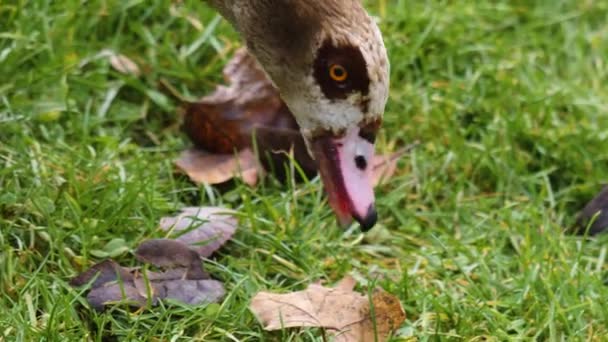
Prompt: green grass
<box><xmin>2</xmin><ymin>0</ymin><xmax>608</xmax><ymax>340</ymax></box>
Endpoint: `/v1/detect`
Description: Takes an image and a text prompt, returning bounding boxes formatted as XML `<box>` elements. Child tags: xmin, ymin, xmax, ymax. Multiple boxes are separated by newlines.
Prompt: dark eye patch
<box><xmin>313</xmin><ymin>40</ymin><xmax>370</xmax><ymax>100</ymax></box>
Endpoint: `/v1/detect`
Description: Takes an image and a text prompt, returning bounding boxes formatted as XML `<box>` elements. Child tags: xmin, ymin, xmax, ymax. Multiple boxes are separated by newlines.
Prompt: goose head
<box><xmin>210</xmin><ymin>1</ymin><xmax>389</xmax><ymax>230</ymax></box>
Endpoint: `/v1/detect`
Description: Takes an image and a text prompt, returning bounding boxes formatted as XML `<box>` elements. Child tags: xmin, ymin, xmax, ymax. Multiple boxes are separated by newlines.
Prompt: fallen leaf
<box><xmin>87</xmin><ymin>282</ymin><xmax>146</xmax><ymax>311</ymax></box>
<box><xmin>250</xmin><ymin>278</ymin><xmax>405</xmax><ymax>342</ymax></box>
<box><xmin>175</xmin><ymin>147</ymin><xmax>261</xmax><ymax>186</ymax></box>
<box><xmin>135</xmin><ymin>239</ymin><xmax>209</xmax><ymax>280</ymax></box>
<box><xmin>154</xmin><ymin>279</ymin><xmax>225</xmax><ymax>305</ymax></box>
<box><xmin>181</xmin><ymin>48</ymin><xmax>315</xmax><ymax>183</ymax></box>
<box><xmin>135</xmin><ymin>239</ymin><xmax>200</xmax><ymax>268</ymax></box>
<box><xmin>70</xmin><ymin>259</ymin><xmax>132</xmax><ymax>288</ymax></box>
<box><xmin>183</xmin><ymin>48</ymin><xmax>297</xmax><ymax>154</ymax></box>
<box><xmin>70</xmin><ymin>206</ymin><xmax>236</xmax><ymax>311</ymax></box>
<box><xmin>73</xmin><ymin>260</ymin><xmax>222</xmax><ymax>311</ymax></box>
<box><xmin>159</xmin><ymin>206</ymin><xmax>238</xmax><ymax>258</ymax></box>
<box><xmin>575</xmin><ymin>186</ymin><xmax>608</xmax><ymax>235</ymax></box>
<box><xmin>108</xmin><ymin>52</ymin><xmax>141</xmax><ymax>76</ymax></box>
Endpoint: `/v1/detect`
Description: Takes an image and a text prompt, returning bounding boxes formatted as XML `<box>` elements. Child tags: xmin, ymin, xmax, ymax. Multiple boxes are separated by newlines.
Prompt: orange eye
<box><xmin>329</xmin><ymin>64</ymin><xmax>348</xmax><ymax>82</ymax></box>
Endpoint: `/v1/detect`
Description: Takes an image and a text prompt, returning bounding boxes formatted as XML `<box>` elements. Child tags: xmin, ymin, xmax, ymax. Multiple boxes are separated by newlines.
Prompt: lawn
<box><xmin>2</xmin><ymin>0</ymin><xmax>608</xmax><ymax>340</ymax></box>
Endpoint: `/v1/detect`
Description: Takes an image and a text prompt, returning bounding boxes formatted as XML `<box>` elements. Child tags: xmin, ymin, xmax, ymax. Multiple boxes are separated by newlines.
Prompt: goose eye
<box><xmin>329</xmin><ymin>64</ymin><xmax>348</xmax><ymax>82</ymax></box>
<box><xmin>313</xmin><ymin>41</ymin><xmax>369</xmax><ymax>99</ymax></box>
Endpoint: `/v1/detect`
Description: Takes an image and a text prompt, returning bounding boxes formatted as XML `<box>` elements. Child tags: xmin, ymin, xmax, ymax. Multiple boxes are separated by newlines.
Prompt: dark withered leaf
<box><xmin>135</xmin><ymin>239</ymin><xmax>200</xmax><ymax>268</ymax></box>
<box><xmin>159</xmin><ymin>207</ymin><xmax>238</xmax><ymax>258</ymax></box>
<box><xmin>72</xmin><ymin>206</ymin><xmax>233</xmax><ymax>311</ymax></box>
<box><xmin>182</xmin><ymin>48</ymin><xmax>315</xmax><ymax>183</ymax></box>
<box><xmin>86</xmin><ymin>278</ymin><xmax>225</xmax><ymax>311</ymax></box>
<box><xmin>70</xmin><ymin>259</ymin><xmax>133</xmax><ymax>289</ymax></box>
<box><xmin>184</xmin><ymin>48</ymin><xmax>297</xmax><ymax>154</ymax></box>
<box><xmin>84</xmin><ymin>266</ymin><xmax>218</xmax><ymax>311</ymax></box>
<box><xmin>87</xmin><ymin>282</ymin><xmax>146</xmax><ymax>311</ymax></box>
<box><xmin>575</xmin><ymin>186</ymin><xmax>608</xmax><ymax>235</ymax></box>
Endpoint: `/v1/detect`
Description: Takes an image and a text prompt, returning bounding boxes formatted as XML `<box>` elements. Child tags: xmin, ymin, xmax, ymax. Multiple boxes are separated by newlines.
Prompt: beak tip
<box><xmin>354</xmin><ymin>205</ymin><xmax>377</xmax><ymax>232</ymax></box>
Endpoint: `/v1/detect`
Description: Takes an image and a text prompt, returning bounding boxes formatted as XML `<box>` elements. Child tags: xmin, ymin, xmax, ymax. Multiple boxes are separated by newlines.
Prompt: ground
<box><xmin>2</xmin><ymin>0</ymin><xmax>608</xmax><ymax>340</ymax></box>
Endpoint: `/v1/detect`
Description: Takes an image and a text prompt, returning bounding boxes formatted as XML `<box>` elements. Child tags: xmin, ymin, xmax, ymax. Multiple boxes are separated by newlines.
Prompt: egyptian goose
<box><xmin>205</xmin><ymin>0</ymin><xmax>390</xmax><ymax>230</ymax></box>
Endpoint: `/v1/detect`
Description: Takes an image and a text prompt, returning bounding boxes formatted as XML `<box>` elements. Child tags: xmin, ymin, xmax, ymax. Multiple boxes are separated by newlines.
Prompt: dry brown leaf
<box><xmin>159</xmin><ymin>206</ymin><xmax>238</xmax><ymax>258</ymax></box>
<box><xmin>175</xmin><ymin>147</ymin><xmax>261</xmax><ymax>186</ymax></box>
<box><xmin>108</xmin><ymin>53</ymin><xmax>141</xmax><ymax>76</ymax></box>
<box><xmin>250</xmin><ymin>279</ymin><xmax>405</xmax><ymax>342</ymax></box>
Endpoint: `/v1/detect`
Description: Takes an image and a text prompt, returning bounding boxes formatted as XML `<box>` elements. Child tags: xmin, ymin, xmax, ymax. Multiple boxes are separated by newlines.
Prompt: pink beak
<box><xmin>311</xmin><ymin>126</ymin><xmax>377</xmax><ymax>231</ymax></box>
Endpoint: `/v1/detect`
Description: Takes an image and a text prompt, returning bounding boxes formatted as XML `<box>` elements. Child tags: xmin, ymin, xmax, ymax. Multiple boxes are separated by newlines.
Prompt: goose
<box><xmin>205</xmin><ymin>0</ymin><xmax>390</xmax><ymax>230</ymax></box>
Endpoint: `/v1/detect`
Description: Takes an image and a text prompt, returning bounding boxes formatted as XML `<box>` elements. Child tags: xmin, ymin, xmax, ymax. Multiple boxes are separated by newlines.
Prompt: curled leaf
<box><xmin>159</xmin><ymin>206</ymin><xmax>238</xmax><ymax>258</ymax></box>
